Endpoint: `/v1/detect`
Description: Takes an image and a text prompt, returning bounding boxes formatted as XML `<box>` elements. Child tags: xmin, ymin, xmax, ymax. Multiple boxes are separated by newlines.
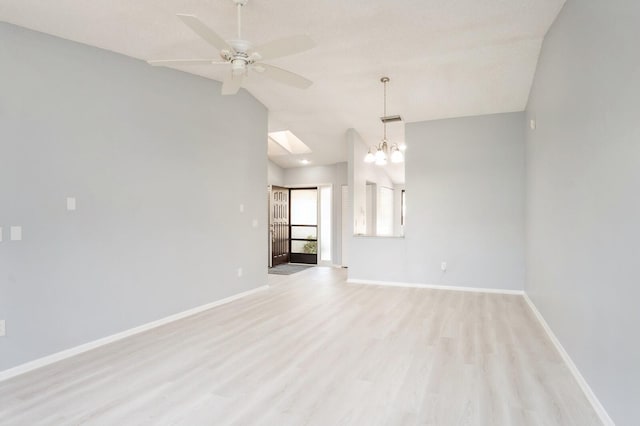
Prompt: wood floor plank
<box><xmin>0</xmin><ymin>267</ymin><xmax>601</xmax><ymax>425</ymax></box>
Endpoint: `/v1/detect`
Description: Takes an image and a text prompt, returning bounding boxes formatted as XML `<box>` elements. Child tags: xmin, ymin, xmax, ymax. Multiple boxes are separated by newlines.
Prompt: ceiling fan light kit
<box><xmin>148</xmin><ymin>0</ymin><xmax>315</xmax><ymax>95</ymax></box>
<box><xmin>365</xmin><ymin>77</ymin><xmax>405</xmax><ymax>166</ymax></box>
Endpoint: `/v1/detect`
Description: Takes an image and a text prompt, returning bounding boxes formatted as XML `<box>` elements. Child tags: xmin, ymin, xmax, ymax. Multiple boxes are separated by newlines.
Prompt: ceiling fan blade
<box><xmin>177</xmin><ymin>14</ymin><xmax>232</xmax><ymax>52</ymax></box>
<box><xmin>255</xmin><ymin>63</ymin><xmax>312</xmax><ymax>89</ymax></box>
<box><xmin>251</xmin><ymin>35</ymin><xmax>315</xmax><ymax>61</ymax></box>
<box><xmin>222</xmin><ymin>73</ymin><xmax>244</xmax><ymax>95</ymax></box>
<box><xmin>147</xmin><ymin>59</ymin><xmax>226</xmax><ymax>67</ymax></box>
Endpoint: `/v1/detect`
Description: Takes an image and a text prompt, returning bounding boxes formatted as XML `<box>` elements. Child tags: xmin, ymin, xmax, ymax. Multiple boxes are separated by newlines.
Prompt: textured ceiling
<box><xmin>0</xmin><ymin>0</ymin><xmax>565</xmax><ymax>180</ymax></box>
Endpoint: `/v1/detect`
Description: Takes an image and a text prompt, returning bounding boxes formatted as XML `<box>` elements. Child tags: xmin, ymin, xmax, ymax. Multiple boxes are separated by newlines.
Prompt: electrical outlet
<box><xmin>441</xmin><ymin>262</ymin><xmax>447</xmax><ymax>272</ymax></box>
<box><xmin>67</xmin><ymin>197</ymin><xmax>77</xmax><ymax>211</ymax></box>
<box><xmin>237</xmin><ymin>268</ymin><xmax>243</xmax><ymax>278</ymax></box>
<box><xmin>0</xmin><ymin>320</ymin><xmax>5</xmax><ymax>337</ymax></box>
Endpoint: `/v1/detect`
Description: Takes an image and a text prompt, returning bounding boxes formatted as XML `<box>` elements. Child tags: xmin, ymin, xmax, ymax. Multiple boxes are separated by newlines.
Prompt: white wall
<box><xmin>349</xmin><ymin>113</ymin><xmax>526</xmax><ymax>291</ymax></box>
<box><xmin>267</xmin><ymin>160</ymin><xmax>285</xmax><ymax>187</ymax></box>
<box><xmin>525</xmin><ymin>1</ymin><xmax>640</xmax><ymax>423</ymax></box>
<box><xmin>393</xmin><ymin>184</ymin><xmax>405</xmax><ymax>236</ymax></box>
<box><xmin>0</xmin><ymin>23</ymin><xmax>268</xmax><ymax>371</ymax></box>
<box><xmin>283</xmin><ymin>164</ymin><xmax>345</xmax><ymax>187</ymax></box>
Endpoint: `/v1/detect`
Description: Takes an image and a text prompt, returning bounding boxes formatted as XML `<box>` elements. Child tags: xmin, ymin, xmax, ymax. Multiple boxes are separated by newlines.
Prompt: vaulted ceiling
<box><xmin>1</xmin><ymin>0</ymin><xmax>565</xmax><ymax>175</ymax></box>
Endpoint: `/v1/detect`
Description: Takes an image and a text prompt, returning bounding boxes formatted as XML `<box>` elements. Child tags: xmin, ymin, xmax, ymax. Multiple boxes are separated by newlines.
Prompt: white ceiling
<box><xmin>1</xmin><ymin>0</ymin><xmax>565</xmax><ymax>179</ymax></box>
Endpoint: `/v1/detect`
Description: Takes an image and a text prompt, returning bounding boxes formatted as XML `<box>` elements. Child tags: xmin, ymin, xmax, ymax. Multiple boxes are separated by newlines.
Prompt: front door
<box><xmin>270</xmin><ymin>186</ymin><xmax>290</xmax><ymax>266</ymax></box>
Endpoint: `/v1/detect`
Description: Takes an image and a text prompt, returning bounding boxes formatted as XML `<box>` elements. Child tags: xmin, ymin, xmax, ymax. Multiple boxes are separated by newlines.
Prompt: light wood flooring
<box><xmin>0</xmin><ymin>267</ymin><xmax>601</xmax><ymax>425</ymax></box>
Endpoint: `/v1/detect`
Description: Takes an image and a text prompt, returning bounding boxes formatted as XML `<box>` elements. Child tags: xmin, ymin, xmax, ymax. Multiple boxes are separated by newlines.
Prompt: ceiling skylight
<box><xmin>268</xmin><ymin>130</ymin><xmax>312</xmax><ymax>155</ymax></box>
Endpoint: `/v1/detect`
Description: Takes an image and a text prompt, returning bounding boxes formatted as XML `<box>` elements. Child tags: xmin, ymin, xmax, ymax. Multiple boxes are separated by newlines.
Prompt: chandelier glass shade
<box><xmin>364</xmin><ymin>149</ymin><xmax>375</xmax><ymax>163</ymax></box>
<box><xmin>390</xmin><ymin>145</ymin><xmax>404</xmax><ymax>163</ymax></box>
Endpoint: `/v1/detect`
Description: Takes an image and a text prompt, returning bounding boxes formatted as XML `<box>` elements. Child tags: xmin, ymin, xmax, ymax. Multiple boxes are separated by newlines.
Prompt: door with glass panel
<box><xmin>289</xmin><ymin>188</ymin><xmax>318</xmax><ymax>264</ymax></box>
<box><xmin>271</xmin><ymin>186</ymin><xmax>290</xmax><ymax>266</ymax></box>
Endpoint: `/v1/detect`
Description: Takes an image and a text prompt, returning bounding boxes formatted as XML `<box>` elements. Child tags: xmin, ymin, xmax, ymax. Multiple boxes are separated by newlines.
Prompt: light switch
<box><xmin>0</xmin><ymin>227</ymin><xmax>3</xmax><ymax>242</ymax></box>
<box><xmin>252</xmin><ymin>219</ymin><xmax>258</xmax><ymax>228</ymax></box>
<box><xmin>67</xmin><ymin>197</ymin><xmax>77</xmax><ymax>211</ymax></box>
<box><xmin>530</xmin><ymin>119</ymin><xmax>537</xmax><ymax>130</ymax></box>
<box><xmin>0</xmin><ymin>320</ymin><xmax>5</xmax><ymax>337</ymax></box>
<box><xmin>239</xmin><ymin>204</ymin><xmax>245</xmax><ymax>213</ymax></box>
<box><xmin>10</xmin><ymin>226</ymin><xmax>22</xmax><ymax>241</ymax></box>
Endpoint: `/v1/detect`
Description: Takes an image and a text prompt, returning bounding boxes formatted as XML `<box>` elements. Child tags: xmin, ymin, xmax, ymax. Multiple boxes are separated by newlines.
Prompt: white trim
<box><xmin>0</xmin><ymin>285</ymin><xmax>269</xmax><ymax>382</ymax></box>
<box><xmin>523</xmin><ymin>294</ymin><xmax>614</xmax><ymax>426</ymax></box>
<box><xmin>346</xmin><ymin>278</ymin><xmax>524</xmax><ymax>295</ymax></box>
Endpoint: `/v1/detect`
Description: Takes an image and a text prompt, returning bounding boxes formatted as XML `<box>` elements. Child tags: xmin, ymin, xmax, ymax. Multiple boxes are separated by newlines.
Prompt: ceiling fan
<box><xmin>148</xmin><ymin>0</ymin><xmax>315</xmax><ymax>95</ymax></box>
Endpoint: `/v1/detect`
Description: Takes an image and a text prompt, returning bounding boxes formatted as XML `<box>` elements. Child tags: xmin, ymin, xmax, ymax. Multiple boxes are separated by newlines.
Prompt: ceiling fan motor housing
<box><xmin>230</xmin><ymin>39</ymin><xmax>251</xmax><ymax>53</ymax></box>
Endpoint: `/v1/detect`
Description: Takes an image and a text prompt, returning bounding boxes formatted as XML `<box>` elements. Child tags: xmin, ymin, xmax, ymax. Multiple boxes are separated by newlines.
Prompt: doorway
<box><xmin>289</xmin><ymin>188</ymin><xmax>318</xmax><ymax>264</ymax></box>
<box><xmin>341</xmin><ymin>184</ymin><xmax>349</xmax><ymax>267</ymax></box>
<box><xmin>270</xmin><ymin>186</ymin><xmax>290</xmax><ymax>266</ymax></box>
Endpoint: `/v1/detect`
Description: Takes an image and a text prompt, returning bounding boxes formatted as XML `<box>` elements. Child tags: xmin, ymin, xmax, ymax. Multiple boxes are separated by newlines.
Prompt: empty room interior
<box><xmin>1</xmin><ymin>0</ymin><xmax>638</xmax><ymax>425</ymax></box>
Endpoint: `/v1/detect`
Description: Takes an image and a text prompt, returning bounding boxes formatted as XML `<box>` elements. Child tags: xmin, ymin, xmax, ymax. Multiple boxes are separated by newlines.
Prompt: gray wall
<box><xmin>0</xmin><ymin>23</ymin><xmax>268</xmax><ymax>371</ymax></box>
<box><xmin>350</xmin><ymin>113</ymin><xmax>525</xmax><ymax>291</ymax></box>
<box><xmin>525</xmin><ymin>1</ymin><xmax>640</xmax><ymax>424</ymax></box>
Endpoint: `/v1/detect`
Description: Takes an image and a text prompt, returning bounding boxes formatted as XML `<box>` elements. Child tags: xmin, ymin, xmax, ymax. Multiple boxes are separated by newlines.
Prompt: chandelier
<box><xmin>364</xmin><ymin>77</ymin><xmax>405</xmax><ymax>165</ymax></box>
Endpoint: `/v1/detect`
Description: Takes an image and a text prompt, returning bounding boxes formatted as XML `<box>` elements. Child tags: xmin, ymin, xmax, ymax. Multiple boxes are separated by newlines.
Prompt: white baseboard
<box><xmin>0</xmin><ymin>285</ymin><xmax>269</xmax><ymax>383</ymax></box>
<box><xmin>346</xmin><ymin>278</ymin><xmax>524</xmax><ymax>295</ymax></box>
<box><xmin>523</xmin><ymin>294</ymin><xmax>614</xmax><ymax>426</ymax></box>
